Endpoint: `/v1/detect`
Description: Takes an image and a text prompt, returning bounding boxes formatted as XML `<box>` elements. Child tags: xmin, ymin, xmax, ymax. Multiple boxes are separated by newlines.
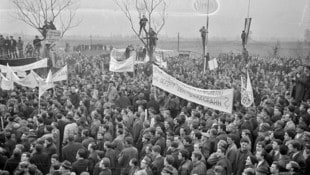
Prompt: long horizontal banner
<box><xmin>0</xmin><ymin>58</ymin><xmax>48</xmax><ymax>73</ymax></box>
<box><xmin>0</xmin><ymin>58</ymin><xmax>37</xmax><ymax>66</ymax></box>
<box><xmin>152</xmin><ymin>65</ymin><xmax>234</xmax><ymax>113</ymax></box>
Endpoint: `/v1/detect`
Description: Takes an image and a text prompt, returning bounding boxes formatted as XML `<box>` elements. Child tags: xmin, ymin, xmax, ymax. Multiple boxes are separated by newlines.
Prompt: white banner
<box><xmin>14</xmin><ymin>71</ymin><xmax>40</xmax><ymax>89</ymax></box>
<box><xmin>152</xmin><ymin>65</ymin><xmax>234</xmax><ymax>113</ymax></box>
<box><xmin>52</xmin><ymin>65</ymin><xmax>68</xmax><ymax>82</ymax></box>
<box><xmin>0</xmin><ymin>58</ymin><xmax>48</xmax><ymax>73</ymax></box>
<box><xmin>208</xmin><ymin>58</ymin><xmax>218</xmax><ymax>70</ymax></box>
<box><xmin>109</xmin><ymin>54</ymin><xmax>134</xmax><ymax>72</ymax></box>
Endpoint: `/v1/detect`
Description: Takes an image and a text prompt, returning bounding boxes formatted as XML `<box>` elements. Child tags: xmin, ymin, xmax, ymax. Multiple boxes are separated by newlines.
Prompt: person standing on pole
<box><xmin>199</xmin><ymin>26</ymin><xmax>207</xmax><ymax>47</ymax></box>
<box><xmin>241</xmin><ymin>30</ymin><xmax>246</xmax><ymax>49</ymax></box>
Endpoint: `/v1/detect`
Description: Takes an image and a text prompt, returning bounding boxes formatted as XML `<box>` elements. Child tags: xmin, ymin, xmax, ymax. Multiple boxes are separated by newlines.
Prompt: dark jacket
<box><xmin>72</xmin><ymin>158</ymin><xmax>91</xmax><ymax>175</ymax></box>
<box><xmin>30</xmin><ymin>152</ymin><xmax>51</xmax><ymax>175</ymax></box>
<box><xmin>151</xmin><ymin>156</ymin><xmax>164</xmax><ymax>175</ymax></box>
<box><xmin>178</xmin><ymin>159</ymin><xmax>193</xmax><ymax>175</ymax></box>
<box><xmin>4</xmin><ymin>156</ymin><xmax>20</xmax><ymax>175</ymax></box>
<box><xmin>191</xmin><ymin>161</ymin><xmax>206</xmax><ymax>175</ymax></box>
<box><xmin>62</xmin><ymin>142</ymin><xmax>84</xmax><ymax>163</ymax></box>
<box><xmin>234</xmin><ymin>149</ymin><xmax>252</xmax><ymax>175</ymax></box>
<box><xmin>118</xmin><ymin>146</ymin><xmax>138</xmax><ymax>175</ymax></box>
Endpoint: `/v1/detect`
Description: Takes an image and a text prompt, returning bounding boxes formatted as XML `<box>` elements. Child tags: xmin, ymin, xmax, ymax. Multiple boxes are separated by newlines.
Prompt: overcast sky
<box><xmin>0</xmin><ymin>0</ymin><xmax>309</xmax><ymax>40</ymax></box>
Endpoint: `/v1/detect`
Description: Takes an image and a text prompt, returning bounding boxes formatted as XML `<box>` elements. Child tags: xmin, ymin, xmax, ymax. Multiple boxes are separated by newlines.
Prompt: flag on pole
<box><xmin>39</xmin><ymin>70</ymin><xmax>54</xmax><ymax>97</ymax></box>
<box><xmin>52</xmin><ymin>65</ymin><xmax>68</xmax><ymax>82</ymax></box>
<box><xmin>244</xmin><ymin>18</ymin><xmax>252</xmax><ymax>44</ymax></box>
<box><xmin>241</xmin><ymin>70</ymin><xmax>254</xmax><ymax>107</ymax></box>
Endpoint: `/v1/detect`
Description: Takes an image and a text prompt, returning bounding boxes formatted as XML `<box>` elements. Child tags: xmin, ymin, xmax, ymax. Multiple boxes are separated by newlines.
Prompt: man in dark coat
<box><xmin>29</xmin><ymin>144</ymin><xmax>51</xmax><ymax>175</ymax></box>
<box><xmin>151</xmin><ymin>145</ymin><xmax>165</xmax><ymax>175</ymax></box>
<box><xmin>9</xmin><ymin>36</ymin><xmax>17</xmax><ymax>59</ymax></box>
<box><xmin>62</xmin><ymin>135</ymin><xmax>84</xmax><ymax>163</ymax></box>
<box><xmin>178</xmin><ymin>149</ymin><xmax>193</xmax><ymax>175</ymax></box>
<box><xmin>72</xmin><ymin>149</ymin><xmax>91</xmax><ymax>175</ymax></box>
<box><xmin>118</xmin><ymin>137</ymin><xmax>138</xmax><ymax>175</ymax></box>
<box><xmin>293</xmin><ymin>66</ymin><xmax>310</xmax><ymax>103</ymax></box>
<box><xmin>190</xmin><ymin>152</ymin><xmax>206</xmax><ymax>175</ymax></box>
<box><xmin>4</xmin><ymin>148</ymin><xmax>21</xmax><ymax>175</ymax></box>
<box><xmin>234</xmin><ymin>138</ymin><xmax>252</xmax><ymax>175</ymax></box>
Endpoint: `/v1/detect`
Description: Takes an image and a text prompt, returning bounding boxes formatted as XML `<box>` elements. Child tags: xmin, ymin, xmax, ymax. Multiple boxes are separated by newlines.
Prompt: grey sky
<box><xmin>0</xmin><ymin>0</ymin><xmax>309</xmax><ymax>40</ymax></box>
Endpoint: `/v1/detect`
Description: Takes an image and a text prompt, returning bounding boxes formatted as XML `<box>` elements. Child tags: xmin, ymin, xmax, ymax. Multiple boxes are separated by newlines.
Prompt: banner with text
<box><xmin>152</xmin><ymin>65</ymin><xmax>234</xmax><ymax>113</ymax></box>
<box><xmin>0</xmin><ymin>58</ymin><xmax>48</xmax><ymax>73</ymax></box>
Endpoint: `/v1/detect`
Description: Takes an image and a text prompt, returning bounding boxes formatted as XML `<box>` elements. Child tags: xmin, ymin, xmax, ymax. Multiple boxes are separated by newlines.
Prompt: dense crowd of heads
<box><xmin>0</xmin><ymin>51</ymin><xmax>310</xmax><ymax>175</ymax></box>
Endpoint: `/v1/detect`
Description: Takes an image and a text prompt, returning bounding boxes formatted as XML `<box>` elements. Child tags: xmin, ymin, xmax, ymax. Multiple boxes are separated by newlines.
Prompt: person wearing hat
<box><xmin>57</xmin><ymin>160</ymin><xmax>72</xmax><ymax>175</ymax></box>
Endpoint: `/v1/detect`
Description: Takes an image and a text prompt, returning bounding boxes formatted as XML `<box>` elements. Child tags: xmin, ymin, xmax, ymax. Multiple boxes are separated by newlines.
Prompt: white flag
<box><xmin>109</xmin><ymin>54</ymin><xmax>134</xmax><ymax>72</ymax></box>
<box><xmin>241</xmin><ymin>71</ymin><xmax>254</xmax><ymax>107</ymax></box>
<box><xmin>52</xmin><ymin>65</ymin><xmax>68</xmax><ymax>82</ymax></box>
<box><xmin>39</xmin><ymin>70</ymin><xmax>54</xmax><ymax>97</ymax></box>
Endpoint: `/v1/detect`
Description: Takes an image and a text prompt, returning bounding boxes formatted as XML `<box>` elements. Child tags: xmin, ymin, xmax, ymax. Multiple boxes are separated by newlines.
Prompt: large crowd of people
<box><xmin>0</xmin><ymin>49</ymin><xmax>310</xmax><ymax>175</ymax></box>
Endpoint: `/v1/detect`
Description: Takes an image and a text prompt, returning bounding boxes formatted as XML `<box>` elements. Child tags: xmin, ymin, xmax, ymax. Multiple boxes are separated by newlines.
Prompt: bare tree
<box><xmin>11</xmin><ymin>0</ymin><xmax>81</xmax><ymax>39</ymax></box>
<box><xmin>113</xmin><ymin>0</ymin><xmax>167</xmax><ymax>59</ymax></box>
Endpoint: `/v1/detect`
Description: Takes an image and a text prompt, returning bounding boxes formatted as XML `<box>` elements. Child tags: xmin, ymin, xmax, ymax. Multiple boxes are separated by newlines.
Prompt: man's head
<box><xmin>178</xmin><ymin>149</ymin><xmax>189</xmax><ymax>161</ymax></box>
<box><xmin>240</xmin><ymin>138</ymin><xmax>249</xmax><ymax>151</ymax></box>
<box><xmin>191</xmin><ymin>152</ymin><xmax>202</xmax><ymax>163</ymax></box>
<box><xmin>255</xmin><ymin>150</ymin><xmax>266</xmax><ymax>161</ymax></box>
<box><xmin>270</xmin><ymin>162</ymin><xmax>280</xmax><ymax>174</ymax></box>
<box><xmin>164</xmin><ymin>155</ymin><xmax>175</xmax><ymax>166</ymax></box>
<box><xmin>76</xmin><ymin>149</ymin><xmax>87</xmax><ymax>159</ymax></box>
<box><xmin>152</xmin><ymin>145</ymin><xmax>161</xmax><ymax>156</ymax></box>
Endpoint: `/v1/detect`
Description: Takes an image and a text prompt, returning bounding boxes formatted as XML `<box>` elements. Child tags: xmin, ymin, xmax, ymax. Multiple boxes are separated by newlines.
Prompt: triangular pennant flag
<box><xmin>39</xmin><ymin>70</ymin><xmax>54</xmax><ymax>97</ymax></box>
<box><xmin>241</xmin><ymin>71</ymin><xmax>254</xmax><ymax>107</ymax></box>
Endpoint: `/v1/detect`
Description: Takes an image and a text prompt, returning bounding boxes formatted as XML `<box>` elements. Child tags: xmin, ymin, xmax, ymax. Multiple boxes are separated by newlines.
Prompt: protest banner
<box><xmin>14</xmin><ymin>71</ymin><xmax>40</xmax><ymax>89</ymax></box>
<box><xmin>0</xmin><ymin>58</ymin><xmax>48</xmax><ymax>73</ymax></box>
<box><xmin>109</xmin><ymin>54</ymin><xmax>134</xmax><ymax>72</ymax></box>
<box><xmin>0</xmin><ymin>58</ymin><xmax>37</xmax><ymax>66</ymax></box>
<box><xmin>208</xmin><ymin>58</ymin><xmax>218</xmax><ymax>70</ymax></box>
<box><xmin>52</xmin><ymin>65</ymin><xmax>68</xmax><ymax>82</ymax></box>
<box><xmin>46</xmin><ymin>30</ymin><xmax>62</xmax><ymax>42</ymax></box>
<box><xmin>152</xmin><ymin>65</ymin><xmax>234</xmax><ymax>113</ymax></box>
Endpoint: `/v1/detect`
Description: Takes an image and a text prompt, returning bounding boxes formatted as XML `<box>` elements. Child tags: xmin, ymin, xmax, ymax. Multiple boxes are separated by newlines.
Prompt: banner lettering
<box><xmin>152</xmin><ymin>65</ymin><xmax>233</xmax><ymax>113</ymax></box>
